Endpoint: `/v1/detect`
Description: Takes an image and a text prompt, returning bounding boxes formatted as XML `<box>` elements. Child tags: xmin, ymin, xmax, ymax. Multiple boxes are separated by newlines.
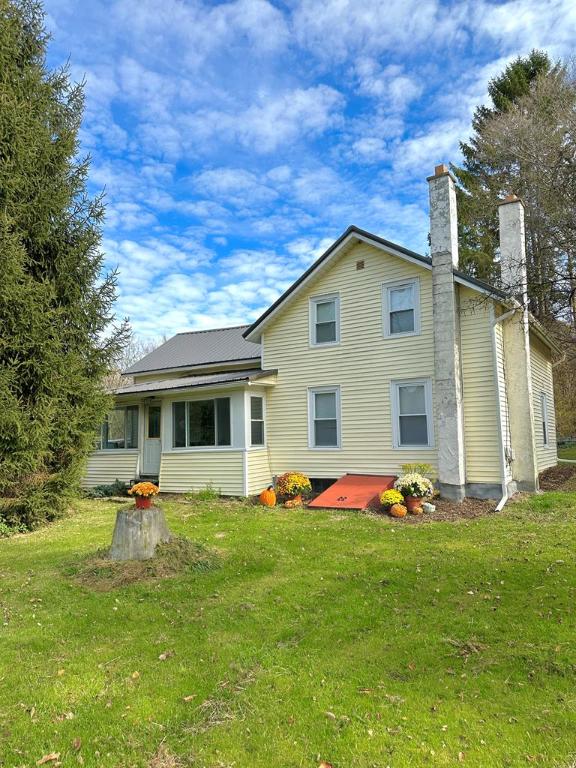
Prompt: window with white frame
<box><xmin>172</xmin><ymin>398</ymin><xmax>231</xmax><ymax>448</ymax></box>
<box><xmin>308</xmin><ymin>387</ymin><xmax>340</xmax><ymax>448</ymax></box>
<box><xmin>383</xmin><ymin>279</ymin><xmax>420</xmax><ymax>336</ymax></box>
<box><xmin>97</xmin><ymin>405</ymin><xmax>139</xmax><ymax>449</ymax></box>
<box><xmin>540</xmin><ymin>392</ymin><xmax>549</xmax><ymax>446</ymax></box>
<box><xmin>310</xmin><ymin>294</ymin><xmax>340</xmax><ymax>346</ymax></box>
<box><xmin>250</xmin><ymin>396</ymin><xmax>265</xmax><ymax>446</ymax></box>
<box><xmin>391</xmin><ymin>380</ymin><xmax>433</xmax><ymax>448</ymax></box>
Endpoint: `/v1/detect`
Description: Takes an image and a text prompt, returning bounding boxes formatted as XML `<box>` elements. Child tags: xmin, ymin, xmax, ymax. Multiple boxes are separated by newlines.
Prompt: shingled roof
<box><xmin>124</xmin><ymin>325</ymin><xmax>261</xmax><ymax>375</ymax></box>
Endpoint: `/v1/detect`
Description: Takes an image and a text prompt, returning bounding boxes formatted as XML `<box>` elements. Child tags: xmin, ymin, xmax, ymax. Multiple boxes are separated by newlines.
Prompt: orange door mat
<box><xmin>307</xmin><ymin>474</ymin><xmax>396</xmax><ymax>510</ymax></box>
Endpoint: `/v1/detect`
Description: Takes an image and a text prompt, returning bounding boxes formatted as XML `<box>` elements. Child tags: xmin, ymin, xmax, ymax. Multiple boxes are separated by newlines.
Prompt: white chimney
<box><xmin>427</xmin><ymin>164</ymin><xmax>466</xmax><ymax>501</ymax></box>
<box><xmin>497</xmin><ymin>195</ymin><xmax>538</xmax><ymax>491</ymax></box>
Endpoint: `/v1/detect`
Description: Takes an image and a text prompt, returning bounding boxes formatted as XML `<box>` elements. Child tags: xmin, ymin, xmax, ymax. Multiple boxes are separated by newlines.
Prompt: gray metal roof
<box><xmin>124</xmin><ymin>325</ymin><xmax>261</xmax><ymax>375</ymax></box>
<box><xmin>114</xmin><ymin>369</ymin><xmax>275</xmax><ymax>396</ymax></box>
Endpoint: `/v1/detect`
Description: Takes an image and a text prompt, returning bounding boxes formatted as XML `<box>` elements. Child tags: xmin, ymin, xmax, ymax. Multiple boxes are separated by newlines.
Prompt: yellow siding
<box><xmin>459</xmin><ymin>290</ymin><xmax>502</xmax><ymax>483</ymax></box>
<box><xmin>262</xmin><ymin>241</ymin><xmax>438</xmax><ymax>478</ymax></box>
<box><xmin>247</xmin><ymin>449</ymin><xmax>273</xmax><ymax>495</ymax></box>
<box><xmin>82</xmin><ymin>451</ymin><xmax>139</xmax><ymax>488</ymax></box>
<box><xmin>530</xmin><ymin>336</ymin><xmax>557</xmax><ymax>471</ymax></box>
<box><xmin>159</xmin><ymin>451</ymin><xmax>244</xmax><ymax>495</ymax></box>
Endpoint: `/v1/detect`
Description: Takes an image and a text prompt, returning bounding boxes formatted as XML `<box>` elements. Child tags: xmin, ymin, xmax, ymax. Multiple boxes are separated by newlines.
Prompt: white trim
<box><xmin>490</xmin><ymin>304</ymin><xmax>512</xmax><ymax>493</ymax></box>
<box><xmin>242</xmin><ymin>449</ymin><xmax>248</xmax><ymax>496</ymax></box>
<box><xmin>382</xmin><ymin>278</ymin><xmax>421</xmax><ymax>338</ymax></box>
<box><xmin>540</xmin><ymin>391</ymin><xmax>549</xmax><ymax>446</ymax></box>
<box><xmin>249</xmin><ymin>394</ymin><xmax>266</xmax><ymax>447</ymax></box>
<box><xmin>309</xmin><ymin>293</ymin><xmax>340</xmax><ymax>347</ymax></box>
<box><xmin>390</xmin><ymin>378</ymin><xmax>434</xmax><ymax>449</ymax></box>
<box><xmin>307</xmin><ymin>386</ymin><xmax>341</xmax><ymax>450</ymax></box>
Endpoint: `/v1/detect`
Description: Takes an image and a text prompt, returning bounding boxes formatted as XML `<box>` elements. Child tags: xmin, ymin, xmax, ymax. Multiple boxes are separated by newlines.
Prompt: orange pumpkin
<box><xmin>259</xmin><ymin>486</ymin><xmax>276</xmax><ymax>507</ymax></box>
<box><xmin>409</xmin><ymin>505</ymin><xmax>424</xmax><ymax>515</ymax></box>
<box><xmin>389</xmin><ymin>503</ymin><xmax>407</xmax><ymax>518</ymax></box>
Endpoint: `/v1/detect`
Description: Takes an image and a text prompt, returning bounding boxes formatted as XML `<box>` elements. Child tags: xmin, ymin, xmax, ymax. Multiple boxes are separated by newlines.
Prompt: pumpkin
<box><xmin>283</xmin><ymin>495</ymin><xmax>303</xmax><ymax>509</ymax></box>
<box><xmin>409</xmin><ymin>505</ymin><xmax>424</xmax><ymax>515</ymax></box>
<box><xmin>259</xmin><ymin>486</ymin><xmax>276</xmax><ymax>507</ymax></box>
<box><xmin>389</xmin><ymin>503</ymin><xmax>407</xmax><ymax>518</ymax></box>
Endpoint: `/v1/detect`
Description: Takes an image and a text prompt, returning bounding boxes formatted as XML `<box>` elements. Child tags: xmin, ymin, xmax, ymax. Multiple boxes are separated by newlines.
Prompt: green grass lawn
<box><xmin>558</xmin><ymin>445</ymin><xmax>576</xmax><ymax>460</ymax></box>
<box><xmin>1</xmin><ymin>495</ymin><xmax>576</xmax><ymax>768</ymax></box>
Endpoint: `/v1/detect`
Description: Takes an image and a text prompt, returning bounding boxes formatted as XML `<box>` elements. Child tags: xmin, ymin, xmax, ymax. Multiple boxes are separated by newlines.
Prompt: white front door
<box><xmin>142</xmin><ymin>404</ymin><xmax>162</xmax><ymax>475</ymax></box>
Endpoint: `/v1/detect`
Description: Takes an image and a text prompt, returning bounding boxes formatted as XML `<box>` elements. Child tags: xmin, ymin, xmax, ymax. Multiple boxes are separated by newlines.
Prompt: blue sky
<box><xmin>43</xmin><ymin>0</ymin><xmax>576</xmax><ymax>339</ymax></box>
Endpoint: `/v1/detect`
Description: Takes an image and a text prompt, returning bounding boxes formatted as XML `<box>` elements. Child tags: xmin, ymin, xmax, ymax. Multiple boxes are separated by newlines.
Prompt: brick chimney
<box><xmin>497</xmin><ymin>196</ymin><xmax>538</xmax><ymax>491</ymax></box>
<box><xmin>427</xmin><ymin>164</ymin><xmax>466</xmax><ymax>501</ymax></box>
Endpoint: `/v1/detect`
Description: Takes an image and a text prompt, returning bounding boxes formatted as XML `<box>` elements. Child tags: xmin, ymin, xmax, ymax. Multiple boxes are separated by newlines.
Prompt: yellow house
<box><xmin>83</xmin><ymin>166</ymin><xmax>558</xmax><ymax>502</ymax></box>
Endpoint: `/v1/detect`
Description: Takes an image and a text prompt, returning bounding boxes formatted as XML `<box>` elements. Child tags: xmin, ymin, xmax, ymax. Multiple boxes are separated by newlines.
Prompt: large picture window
<box><xmin>308</xmin><ymin>387</ymin><xmax>341</xmax><ymax>448</ymax></box>
<box><xmin>98</xmin><ymin>405</ymin><xmax>139</xmax><ymax>449</ymax></box>
<box><xmin>310</xmin><ymin>294</ymin><xmax>340</xmax><ymax>346</ymax></box>
<box><xmin>391</xmin><ymin>380</ymin><xmax>433</xmax><ymax>448</ymax></box>
<box><xmin>172</xmin><ymin>398</ymin><xmax>231</xmax><ymax>448</ymax></box>
<box><xmin>383</xmin><ymin>279</ymin><xmax>420</xmax><ymax>337</ymax></box>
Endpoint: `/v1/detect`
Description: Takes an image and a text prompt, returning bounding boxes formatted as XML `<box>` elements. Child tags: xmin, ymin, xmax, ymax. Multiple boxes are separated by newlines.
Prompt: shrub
<box><xmin>400</xmin><ymin>463</ymin><xmax>437</xmax><ymax>481</ymax></box>
<box><xmin>0</xmin><ymin>519</ymin><xmax>27</xmax><ymax>537</ymax></box>
<box><xmin>85</xmin><ymin>479</ymin><xmax>131</xmax><ymax>498</ymax></box>
<box><xmin>184</xmin><ymin>483</ymin><xmax>220</xmax><ymax>502</ymax></box>
<box><xmin>380</xmin><ymin>489</ymin><xmax>404</xmax><ymax>509</ymax></box>
<box><xmin>276</xmin><ymin>472</ymin><xmax>312</xmax><ymax>498</ymax></box>
<box><xmin>394</xmin><ymin>473</ymin><xmax>434</xmax><ymax>499</ymax></box>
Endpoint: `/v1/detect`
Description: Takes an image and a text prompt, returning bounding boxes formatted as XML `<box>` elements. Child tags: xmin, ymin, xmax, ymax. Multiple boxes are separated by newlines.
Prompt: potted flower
<box><xmin>393</xmin><ymin>473</ymin><xmax>433</xmax><ymax>513</ymax></box>
<box><xmin>128</xmin><ymin>481</ymin><xmax>160</xmax><ymax>509</ymax></box>
<box><xmin>379</xmin><ymin>488</ymin><xmax>404</xmax><ymax>515</ymax></box>
<box><xmin>275</xmin><ymin>472</ymin><xmax>312</xmax><ymax>507</ymax></box>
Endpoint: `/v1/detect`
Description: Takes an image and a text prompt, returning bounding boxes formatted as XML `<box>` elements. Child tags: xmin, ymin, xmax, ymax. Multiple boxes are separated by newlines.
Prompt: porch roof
<box><xmin>112</xmin><ymin>368</ymin><xmax>276</xmax><ymax>396</ymax></box>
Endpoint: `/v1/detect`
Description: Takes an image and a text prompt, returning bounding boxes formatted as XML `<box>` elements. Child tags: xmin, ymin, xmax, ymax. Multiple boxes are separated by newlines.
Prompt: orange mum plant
<box><xmin>128</xmin><ymin>482</ymin><xmax>159</xmax><ymax>498</ymax></box>
<box><xmin>275</xmin><ymin>472</ymin><xmax>311</xmax><ymax>499</ymax></box>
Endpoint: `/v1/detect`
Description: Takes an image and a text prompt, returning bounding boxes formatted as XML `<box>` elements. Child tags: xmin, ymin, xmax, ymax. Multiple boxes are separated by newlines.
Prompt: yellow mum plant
<box><xmin>379</xmin><ymin>488</ymin><xmax>404</xmax><ymax>509</ymax></box>
<box><xmin>275</xmin><ymin>472</ymin><xmax>312</xmax><ymax>498</ymax></box>
<box><xmin>128</xmin><ymin>482</ymin><xmax>160</xmax><ymax>498</ymax></box>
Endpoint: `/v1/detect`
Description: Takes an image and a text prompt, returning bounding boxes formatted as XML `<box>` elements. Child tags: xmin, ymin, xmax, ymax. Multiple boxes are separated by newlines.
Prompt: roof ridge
<box><xmin>175</xmin><ymin>324</ymin><xmax>250</xmax><ymax>336</ymax></box>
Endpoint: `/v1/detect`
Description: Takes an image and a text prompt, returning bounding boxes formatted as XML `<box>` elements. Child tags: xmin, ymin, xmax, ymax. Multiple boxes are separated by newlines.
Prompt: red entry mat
<box><xmin>307</xmin><ymin>474</ymin><xmax>396</xmax><ymax>510</ymax></box>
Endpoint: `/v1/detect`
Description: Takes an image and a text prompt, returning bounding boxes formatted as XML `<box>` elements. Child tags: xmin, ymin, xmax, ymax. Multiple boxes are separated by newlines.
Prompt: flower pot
<box><xmin>404</xmin><ymin>496</ymin><xmax>422</xmax><ymax>513</ymax></box>
<box><xmin>135</xmin><ymin>495</ymin><xmax>153</xmax><ymax>509</ymax></box>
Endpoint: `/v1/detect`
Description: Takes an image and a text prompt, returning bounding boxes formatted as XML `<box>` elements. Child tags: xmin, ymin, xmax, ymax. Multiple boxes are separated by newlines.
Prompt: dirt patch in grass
<box><xmin>70</xmin><ymin>536</ymin><xmax>218</xmax><ymax>591</ymax></box>
<box><xmin>148</xmin><ymin>744</ymin><xmax>192</xmax><ymax>768</ymax></box>
<box><xmin>540</xmin><ymin>463</ymin><xmax>576</xmax><ymax>491</ymax></box>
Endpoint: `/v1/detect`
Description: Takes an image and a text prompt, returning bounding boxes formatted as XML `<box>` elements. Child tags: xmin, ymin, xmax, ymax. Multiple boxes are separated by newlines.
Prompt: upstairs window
<box><xmin>172</xmin><ymin>398</ymin><xmax>231</xmax><ymax>448</ymax></box>
<box><xmin>97</xmin><ymin>405</ymin><xmax>139</xmax><ymax>449</ymax></box>
<box><xmin>310</xmin><ymin>294</ymin><xmax>340</xmax><ymax>346</ymax></box>
<box><xmin>308</xmin><ymin>387</ymin><xmax>341</xmax><ymax>448</ymax></box>
<box><xmin>250</xmin><ymin>396</ymin><xmax>265</xmax><ymax>446</ymax></box>
<box><xmin>383</xmin><ymin>279</ymin><xmax>420</xmax><ymax>337</ymax></box>
<box><xmin>391</xmin><ymin>380</ymin><xmax>433</xmax><ymax>448</ymax></box>
<box><xmin>540</xmin><ymin>392</ymin><xmax>549</xmax><ymax>446</ymax></box>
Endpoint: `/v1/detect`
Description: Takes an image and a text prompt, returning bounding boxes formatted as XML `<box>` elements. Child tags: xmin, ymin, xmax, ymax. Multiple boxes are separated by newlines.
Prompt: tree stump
<box><xmin>109</xmin><ymin>506</ymin><xmax>171</xmax><ymax>561</ymax></box>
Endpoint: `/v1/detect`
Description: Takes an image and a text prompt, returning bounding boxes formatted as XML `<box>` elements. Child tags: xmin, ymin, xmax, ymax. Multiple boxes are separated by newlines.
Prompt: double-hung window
<box><xmin>97</xmin><ymin>405</ymin><xmax>139</xmax><ymax>449</ymax></box>
<box><xmin>383</xmin><ymin>279</ymin><xmax>420</xmax><ymax>337</ymax></box>
<box><xmin>250</xmin><ymin>396</ymin><xmax>265</xmax><ymax>446</ymax></box>
<box><xmin>391</xmin><ymin>380</ymin><xmax>433</xmax><ymax>448</ymax></box>
<box><xmin>540</xmin><ymin>392</ymin><xmax>549</xmax><ymax>446</ymax></box>
<box><xmin>172</xmin><ymin>398</ymin><xmax>231</xmax><ymax>448</ymax></box>
<box><xmin>310</xmin><ymin>294</ymin><xmax>340</xmax><ymax>346</ymax></box>
<box><xmin>308</xmin><ymin>387</ymin><xmax>341</xmax><ymax>448</ymax></box>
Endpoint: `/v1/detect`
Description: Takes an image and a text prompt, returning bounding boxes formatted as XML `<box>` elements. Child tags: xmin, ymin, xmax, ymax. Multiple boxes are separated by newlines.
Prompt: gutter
<box><xmin>491</xmin><ymin>307</ymin><xmax>516</xmax><ymax>511</ymax></box>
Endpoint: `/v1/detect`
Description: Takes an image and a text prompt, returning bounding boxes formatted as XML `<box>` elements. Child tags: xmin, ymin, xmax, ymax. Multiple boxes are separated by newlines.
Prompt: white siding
<box><xmin>262</xmin><ymin>241</ymin><xmax>438</xmax><ymax>478</ymax></box>
<box><xmin>530</xmin><ymin>335</ymin><xmax>557</xmax><ymax>471</ymax></box>
<box><xmin>82</xmin><ymin>451</ymin><xmax>140</xmax><ymax>488</ymax></box>
<box><xmin>159</xmin><ymin>451</ymin><xmax>244</xmax><ymax>495</ymax></box>
<box><xmin>247</xmin><ymin>449</ymin><xmax>273</xmax><ymax>495</ymax></box>
<box><xmin>459</xmin><ymin>290</ymin><xmax>502</xmax><ymax>483</ymax></box>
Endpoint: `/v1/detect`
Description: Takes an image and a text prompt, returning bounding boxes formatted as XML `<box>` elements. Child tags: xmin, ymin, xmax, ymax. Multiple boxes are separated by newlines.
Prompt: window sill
<box><xmin>168</xmin><ymin>446</ymin><xmax>238</xmax><ymax>452</ymax></box>
<box><xmin>92</xmin><ymin>448</ymin><xmax>140</xmax><ymax>454</ymax></box>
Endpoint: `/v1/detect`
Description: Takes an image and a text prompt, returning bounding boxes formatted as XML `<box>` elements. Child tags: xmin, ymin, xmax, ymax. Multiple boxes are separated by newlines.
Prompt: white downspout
<box><xmin>491</xmin><ymin>308</ymin><xmax>516</xmax><ymax>511</ymax></box>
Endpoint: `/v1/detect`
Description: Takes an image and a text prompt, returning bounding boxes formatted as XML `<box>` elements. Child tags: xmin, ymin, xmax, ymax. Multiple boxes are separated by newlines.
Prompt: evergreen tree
<box><xmin>453</xmin><ymin>50</ymin><xmax>552</xmax><ymax>280</ymax></box>
<box><xmin>0</xmin><ymin>0</ymin><xmax>128</xmax><ymax>527</ymax></box>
